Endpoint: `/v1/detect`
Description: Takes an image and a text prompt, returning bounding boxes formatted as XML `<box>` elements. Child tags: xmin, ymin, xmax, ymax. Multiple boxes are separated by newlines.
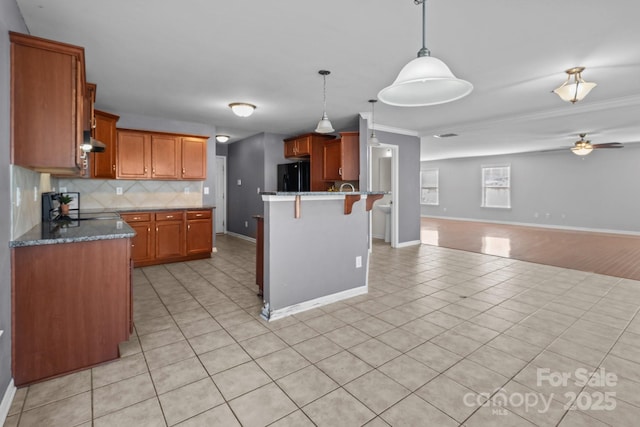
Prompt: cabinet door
<box><xmin>187</xmin><ymin>219</ymin><xmax>212</xmax><ymax>255</ymax></box>
<box><xmin>10</xmin><ymin>33</ymin><xmax>85</xmax><ymax>174</ymax></box>
<box><xmin>117</xmin><ymin>130</ymin><xmax>151</xmax><ymax>179</ymax></box>
<box><xmin>339</xmin><ymin>132</ymin><xmax>360</xmax><ymax>181</ymax></box>
<box><xmin>91</xmin><ymin>110</ymin><xmax>119</xmax><ymax>179</ymax></box>
<box><xmin>152</xmin><ymin>135</ymin><xmax>180</xmax><ymax>179</ymax></box>
<box><xmin>181</xmin><ymin>137</ymin><xmax>207</xmax><ymax>179</ymax></box>
<box><xmin>155</xmin><ymin>213</ymin><xmax>185</xmax><ymax>259</ymax></box>
<box><xmin>129</xmin><ymin>222</ymin><xmax>155</xmax><ymax>264</ymax></box>
<box><xmin>284</xmin><ymin>140</ymin><xmax>297</xmax><ymax>158</ymax></box>
<box><xmin>296</xmin><ymin>136</ymin><xmax>311</xmax><ymax>156</ymax></box>
<box><xmin>323</xmin><ymin>139</ymin><xmax>342</xmax><ymax>181</ymax></box>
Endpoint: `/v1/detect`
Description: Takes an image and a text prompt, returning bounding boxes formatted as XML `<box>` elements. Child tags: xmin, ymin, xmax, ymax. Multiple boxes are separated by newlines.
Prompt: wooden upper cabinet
<box><xmin>283</xmin><ymin>135</ymin><xmax>313</xmax><ymax>158</ymax></box>
<box><xmin>84</xmin><ymin>83</ymin><xmax>96</xmax><ymax>132</ymax></box>
<box><xmin>181</xmin><ymin>137</ymin><xmax>208</xmax><ymax>180</ymax></box>
<box><xmin>10</xmin><ymin>32</ymin><xmax>86</xmax><ymax>175</ymax></box>
<box><xmin>322</xmin><ymin>131</ymin><xmax>360</xmax><ymax>182</ymax></box>
<box><xmin>117</xmin><ymin>130</ymin><xmax>151</xmax><ymax>179</ymax></box>
<box><xmin>91</xmin><ymin>110</ymin><xmax>120</xmax><ymax>179</ymax></box>
<box><xmin>116</xmin><ymin>129</ymin><xmax>207</xmax><ymax>180</ymax></box>
<box><xmin>151</xmin><ymin>135</ymin><xmax>180</xmax><ymax>179</ymax></box>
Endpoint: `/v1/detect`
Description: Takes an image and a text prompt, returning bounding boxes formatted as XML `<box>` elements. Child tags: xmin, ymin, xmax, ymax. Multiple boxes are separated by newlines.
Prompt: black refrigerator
<box><xmin>277</xmin><ymin>161</ymin><xmax>310</xmax><ymax>192</ymax></box>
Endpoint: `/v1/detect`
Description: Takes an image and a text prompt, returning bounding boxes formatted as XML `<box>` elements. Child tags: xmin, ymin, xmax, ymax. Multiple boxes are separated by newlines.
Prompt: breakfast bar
<box><xmin>259</xmin><ymin>191</ymin><xmax>384</xmax><ymax>320</ymax></box>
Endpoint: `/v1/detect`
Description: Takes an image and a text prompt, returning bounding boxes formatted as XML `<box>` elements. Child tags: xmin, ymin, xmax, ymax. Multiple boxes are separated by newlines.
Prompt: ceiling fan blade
<box><xmin>592</xmin><ymin>142</ymin><xmax>624</xmax><ymax>149</ymax></box>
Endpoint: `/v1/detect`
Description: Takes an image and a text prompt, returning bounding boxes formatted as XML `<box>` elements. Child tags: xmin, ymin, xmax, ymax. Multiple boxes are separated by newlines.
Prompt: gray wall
<box><xmin>359</xmin><ymin>116</ymin><xmax>421</xmax><ymax>245</ymax></box>
<box><xmin>227</xmin><ymin>133</ymin><xmax>265</xmax><ymax>237</ymax></box>
<box><xmin>264</xmin><ymin>197</ymin><xmax>369</xmax><ymax>311</ymax></box>
<box><xmin>421</xmin><ymin>145</ymin><xmax>640</xmax><ymax>233</ymax></box>
<box><xmin>1</xmin><ymin>0</ymin><xmax>28</xmax><ymax>399</ymax></box>
<box><xmin>225</xmin><ymin>132</ymin><xmax>288</xmax><ymax>238</ymax></box>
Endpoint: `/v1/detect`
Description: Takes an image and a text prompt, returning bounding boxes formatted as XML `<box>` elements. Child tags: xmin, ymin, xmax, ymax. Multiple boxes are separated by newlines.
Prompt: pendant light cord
<box><xmin>323</xmin><ymin>74</ymin><xmax>327</xmax><ymax>113</ymax></box>
<box><xmin>415</xmin><ymin>0</ymin><xmax>431</xmax><ymax>57</ymax></box>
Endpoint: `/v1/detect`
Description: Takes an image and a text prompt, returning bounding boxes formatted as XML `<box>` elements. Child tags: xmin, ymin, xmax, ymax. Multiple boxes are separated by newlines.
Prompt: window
<box><xmin>420</xmin><ymin>168</ymin><xmax>439</xmax><ymax>205</ymax></box>
<box><xmin>482</xmin><ymin>165</ymin><xmax>511</xmax><ymax>208</ymax></box>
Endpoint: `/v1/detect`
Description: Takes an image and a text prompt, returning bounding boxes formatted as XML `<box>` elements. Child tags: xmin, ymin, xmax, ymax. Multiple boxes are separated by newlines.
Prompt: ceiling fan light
<box><xmin>229</xmin><ymin>103</ymin><xmax>256</xmax><ymax>117</ymax></box>
<box><xmin>571</xmin><ymin>142</ymin><xmax>594</xmax><ymax>156</ymax></box>
<box><xmin>379</xmin><ymin>56</ymin><xmax>473</xmax><ymax>107</ymax></box>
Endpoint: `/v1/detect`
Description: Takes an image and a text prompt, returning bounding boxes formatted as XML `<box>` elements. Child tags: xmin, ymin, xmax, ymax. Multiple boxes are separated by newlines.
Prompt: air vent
<box><xmin>433</xmin><ymin>133</ymin><xmax>458</xmax><ymax>138</ymax></box>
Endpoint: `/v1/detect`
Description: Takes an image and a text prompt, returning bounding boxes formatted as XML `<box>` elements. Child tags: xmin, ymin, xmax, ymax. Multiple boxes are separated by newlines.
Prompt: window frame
<box><xmin>481</xmin><ymin>164</ymin><xmax>511</xmax><ymax>209</ymax></box>
<box><xmin>420</xmin><ymin>168</ymin><xmax>439</xmax><ymax>206</ymax></box>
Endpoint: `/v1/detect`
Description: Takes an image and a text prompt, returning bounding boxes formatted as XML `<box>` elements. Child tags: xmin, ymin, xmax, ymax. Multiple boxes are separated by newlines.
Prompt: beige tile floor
<box><xmin>4</xmin><ymin>235</ymin><xmax>640</xmax><ymax>426</ymax></box>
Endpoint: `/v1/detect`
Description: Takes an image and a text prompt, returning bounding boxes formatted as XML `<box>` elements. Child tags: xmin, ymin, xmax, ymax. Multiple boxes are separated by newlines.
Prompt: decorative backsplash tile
<box><xmin>58</xmin><ymin>179</ymin><xmax>203</xmax><ymax>209</ymax></box>
<box><xmin>11</xmin><ymin>165</ymin><xmax>52</xmax><ymax>239</ymax></box>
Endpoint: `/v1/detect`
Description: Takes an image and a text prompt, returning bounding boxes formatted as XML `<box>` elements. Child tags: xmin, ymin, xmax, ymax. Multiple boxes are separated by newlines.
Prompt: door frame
<box><xmin>368</xmin><ymin>143</ymin><xmax>400</xmax><ymax>248</ymax></box>
<box><xmin>215</xmin><ymin>155</ymin><xmax>227</xmax><ymax>234</ymax></box>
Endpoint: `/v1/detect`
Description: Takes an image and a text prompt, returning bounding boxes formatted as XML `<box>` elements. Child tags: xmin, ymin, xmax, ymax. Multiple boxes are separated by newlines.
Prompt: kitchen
<box><xmin>4</xmin><ymin>1</ymin><xmax>640</xmax><ymax>426</ymax></box>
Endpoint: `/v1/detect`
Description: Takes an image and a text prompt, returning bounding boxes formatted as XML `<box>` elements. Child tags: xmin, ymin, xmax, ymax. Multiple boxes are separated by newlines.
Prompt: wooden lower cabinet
<box><xmin>12</xmin><ymin>238</ymin><xmax>131</xmax><ymax>386</ymax></box>
<box><xmin>122</xmin><ymin>208</ymin><xmax>212</xmax><ymax>267</ymax></box>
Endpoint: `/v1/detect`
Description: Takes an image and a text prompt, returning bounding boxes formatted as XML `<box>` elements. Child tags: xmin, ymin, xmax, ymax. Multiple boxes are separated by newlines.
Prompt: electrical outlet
<box><xmin>204</xmin><ymin>187</ymin><xmax>209</xmax><ymax>195</ymax></box>
<box><xmin>16</xmin><ymin>187</ymin><xmax>21</xmax><ymax>207</ymax></box>
<box><xmin>237</xmin><ymin>179</ymin><xmax>242</xmax><ymax>186</ymax></box>
<box><xmin>257</xmin><ymin>187</ymin><xmax>261</xmax><ymax>194</ymax></box>
<box><xmin>244</xmin><ymin>221</ymin><xmax>248</xmax><ymax>228</ymax></box>
<box><xmin>184</xmin><ymin>187</ymin><xmax>190</xmax><ymax>195</ymax></box>
<box><xmin>116</xmin><ymin>187</ymin><xmax>123</xmax><ymax>195</ymax></box>
<box><xmin>355</xmin><ymin>256</ymin><xmax>362</xmax><ymax>268</ymax></box>
<box><xmin>33</xmin><ymin>186</ymin><xmax>38</xmax><ymax>201</ymax></box>
<box><xmin>59</xmin><ymin>187</ymin><xmax>67</xmax><ymax>193</ymax></box>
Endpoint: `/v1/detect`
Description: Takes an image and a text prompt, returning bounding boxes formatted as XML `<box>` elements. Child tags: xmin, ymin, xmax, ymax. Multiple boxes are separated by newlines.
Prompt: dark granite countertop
<box><xmin>10</xmin><ymin>206</ymin><xmax>215</xmax><ymax>248</ymax></box>
<box><xmin>261</xmin><ymin>191</ymin><xmax>387</xmax><ymax>196</ymax></box>
<box><xmin>10</xmin><ymin>218</ymin><xmax>135</xmax><ymax>248</ymax></box>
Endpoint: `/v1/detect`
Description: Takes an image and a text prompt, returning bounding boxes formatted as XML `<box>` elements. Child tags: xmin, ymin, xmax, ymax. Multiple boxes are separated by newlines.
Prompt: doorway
<box><xmin>215</xmin><ymin>156</ymin><xmax>227</xmax><ymax>234</ymax></box>
<box><xmin>369</xmin><ymin>144</ymin><xmax>399</xmax><ymax>248</ymax></box>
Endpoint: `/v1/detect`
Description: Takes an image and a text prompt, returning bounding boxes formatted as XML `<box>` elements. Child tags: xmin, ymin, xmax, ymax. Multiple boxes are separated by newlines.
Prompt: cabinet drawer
<box><xmin>187</xmin><ymin>210</ymin><xmax>211</xmax><ymax>220</ymax></box>
<box><xmin>120</xmin><ymin>212</ymin><xmax>152</xmax><ymax>222</ymax></box>
<box><xmin>156</xmin><ymin>211</ymin><xmax>184</xmax><ymax>221</ymax></box>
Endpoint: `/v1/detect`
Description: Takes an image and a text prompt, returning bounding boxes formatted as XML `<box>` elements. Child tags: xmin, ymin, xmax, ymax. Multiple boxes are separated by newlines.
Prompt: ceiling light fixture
<box><xmin>229</xmin><ymin>102</ymin><xmax>256</xmax><ymax>117</ymax></box>
<box><xmin>215</xmin><ymin>135</ymin><xmax>230</xmax><ymax>143</ymax></box>
<box><xmin>571</xmin><ymin>134</ymin><xmax>594</xmax><ymax>156</ymax></box>
<box><xmin>315</xmin><ymin>70</ymin><xmax>334</xmax><ymax>134</ymax></box>
<box><xmin>378</xmin><ymin>0</ymin><xmax>473</xmax><ymax>107</ymax></box>
<box><xmin>368</xmin><ymin>99</ymin><xmax>381</xmax><ymax>146</ymax></box>
<box><xmin>553</xmin><ymin>67</ymin><xmax>597</xmax><ymax>103</ymax></box>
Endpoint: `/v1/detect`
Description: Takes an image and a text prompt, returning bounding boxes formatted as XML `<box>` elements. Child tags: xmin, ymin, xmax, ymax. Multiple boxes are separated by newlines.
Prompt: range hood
<box><xmin>81</xmin><ymin>130</ymin><xmax>106</xmax><ymax>153</ymax></box>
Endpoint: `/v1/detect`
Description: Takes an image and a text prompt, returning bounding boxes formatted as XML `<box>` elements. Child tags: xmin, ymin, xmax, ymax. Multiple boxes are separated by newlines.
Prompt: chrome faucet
<box><xmin>339</xmin><ymin>183</ymin><xmax>355</xmax><ymax>192</ymax></box>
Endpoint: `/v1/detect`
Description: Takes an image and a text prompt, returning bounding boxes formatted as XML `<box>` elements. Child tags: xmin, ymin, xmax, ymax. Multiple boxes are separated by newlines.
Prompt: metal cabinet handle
<box><xmin>188</xmin><ymin>224</ymin><xmax>191</xmax><ymax>230</ymax></box>
<box><xmin>166</xmin><ymin>215</ymin><xmax>174</xmax><ymax>219</ymax></box>
<box><xmin>112</xmin><ymin>164</ymin><xmax>116</xmax><ymax>171</ymax></box>
<box><xmin>196</xmin><ymin>214</ymin><xmax>202</xmax><ymax>217</ymax></box>
<box><xmin>339</xmin><ymin>167</ymin><xmax>342</xmax><ymax>176</ymax></box>
<box><xmin>133</xmin><ymin>217</ymin><xmax>140</xmax><ymax>220</ymax></box>
<box><xmin>182</xmin><ymin>168</ymin><xmax>186</xmax><ymax>174</ymax></box>
<box><xmin>144</xmin><ymin>167</ymin><xmax>148</xmax><ymax>173</ymax></box>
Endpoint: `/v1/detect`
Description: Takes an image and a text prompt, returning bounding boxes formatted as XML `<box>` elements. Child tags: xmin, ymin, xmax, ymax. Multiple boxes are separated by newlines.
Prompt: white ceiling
<box><xmin>15</xmin><ymin>0</ymin><xmax>640</xmax><ymax>160</ymax></box>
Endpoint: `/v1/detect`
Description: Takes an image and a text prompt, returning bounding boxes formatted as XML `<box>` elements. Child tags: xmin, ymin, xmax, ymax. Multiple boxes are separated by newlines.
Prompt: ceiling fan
<box><xmin>570</xmin><ymin>133</ymin><xmax>623</xmax><ymax>156</ymax></box>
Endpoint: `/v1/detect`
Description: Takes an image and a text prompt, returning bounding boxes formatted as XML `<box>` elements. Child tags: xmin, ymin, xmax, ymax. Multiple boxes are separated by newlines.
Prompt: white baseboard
<box><xmin>421</xmin><ymin>214</ymin><xmax>640</xmax><ymax>236</ymax></box>
<box><xmin>396</xmin><ymin>239</ymin><xmax>421</xmax><ymax>248</ymax></box>
<box><xmin>226</xmin><ymin>231</ymin><xmax>256</xmax><ymax>243</ymax></box>
<box><xmin>267</xmin><ymin>285</ymin><xmax>368</xmax><ymax>321</ymax></box>
<box><xmin>0</xmin><ymin>379</ymin><xmax>16</xmax><ymax>426</ymax></box>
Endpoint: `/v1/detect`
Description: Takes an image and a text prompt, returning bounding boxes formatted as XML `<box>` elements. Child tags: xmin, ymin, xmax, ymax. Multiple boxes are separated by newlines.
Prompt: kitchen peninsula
<box><xmin>260</xmin><ymin>191</ymin><xmax>384</xmax><ymax>320</ymax></box>
<box><xmin>10</xmin><ymin>218</ymin><xmax>135</xmax><ymax>386</ymax></box>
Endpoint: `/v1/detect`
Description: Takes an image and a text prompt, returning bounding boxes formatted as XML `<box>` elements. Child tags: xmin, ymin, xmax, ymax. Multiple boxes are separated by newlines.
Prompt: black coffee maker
<box><xmin>41</xmin><ymin>192</ymin><xmax>60</xmax><ymax>221</ymax></box>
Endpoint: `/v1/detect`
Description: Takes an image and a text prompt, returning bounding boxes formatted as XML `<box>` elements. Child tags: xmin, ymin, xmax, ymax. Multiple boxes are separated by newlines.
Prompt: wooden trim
<box><xmin>117</xmin><ymin>127</ymin><xmax>209</xmax><ymax>140</ymax></box>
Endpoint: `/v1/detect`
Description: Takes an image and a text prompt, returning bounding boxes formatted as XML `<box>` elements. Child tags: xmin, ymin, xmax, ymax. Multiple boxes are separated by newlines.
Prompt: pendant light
<box><xmin>315</xmin><ymin>70</ymin><xmax>334</xmax><ymax>133</ymax></box>
<box><xmin>553</xmin><ymin>67</ymin><xmax>597</xmax><ymax>103</ymax></box>
<box><xmin>368</xmin><ymin>99</ymin><xmax>381</xmax><ymax>146</ymax></box>
<box><xmin>378</xmin><ymin>0</ymin><xmax>473</xmax><ymax>107</ymax></box>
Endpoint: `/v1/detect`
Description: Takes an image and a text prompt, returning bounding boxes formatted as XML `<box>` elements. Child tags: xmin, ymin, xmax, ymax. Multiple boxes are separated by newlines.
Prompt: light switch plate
<box><xmin>204</xmin><ymin>187</ymin><xmax>210</xmax><ymax>195</ymax></box>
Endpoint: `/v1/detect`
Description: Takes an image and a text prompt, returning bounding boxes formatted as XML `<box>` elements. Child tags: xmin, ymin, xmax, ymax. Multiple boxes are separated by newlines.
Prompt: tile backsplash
<box><xmin>11</xmin><ymin>166</ymin><xmax>53</xmax><ymax>239</ymax></box>
<box><xmin>57</xmin><ymin>179</ymin><xmax>203</xmax><ymax>209</ymax></box>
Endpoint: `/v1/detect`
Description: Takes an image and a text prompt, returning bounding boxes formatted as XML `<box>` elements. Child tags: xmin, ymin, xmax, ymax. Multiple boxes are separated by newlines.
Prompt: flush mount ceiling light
<box><xmin>378</xmin><ymin>0</ymin><xmax>473</xmax><ymax>107</ymax></box>
<box><xmin>229</xmin><ymin>102</ymin><xmax>256</xmax><ymax>117</ymax></box>
<box><xmin>368</xmin><ymin>99</ymin><xmax>381</xmax><ymax>146</ymax></box>
<box><xmin>553</xmin><ymin>67</ymin><xmax>597</xmax><ymax>103</ymax></box>
<box><xmin>215</xmin><ymin>135</ymin><xmax>230</xmax><ymax>143</ymax></box>
<box><xmin>571</xmin><ymin>134</ymin><xmax>594</xmax><ymax>156</ymax></box>
<box><xmin>315</xmin><ymin>70</ymin><xmax>334</xmax><ymax>134</ymax></box>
